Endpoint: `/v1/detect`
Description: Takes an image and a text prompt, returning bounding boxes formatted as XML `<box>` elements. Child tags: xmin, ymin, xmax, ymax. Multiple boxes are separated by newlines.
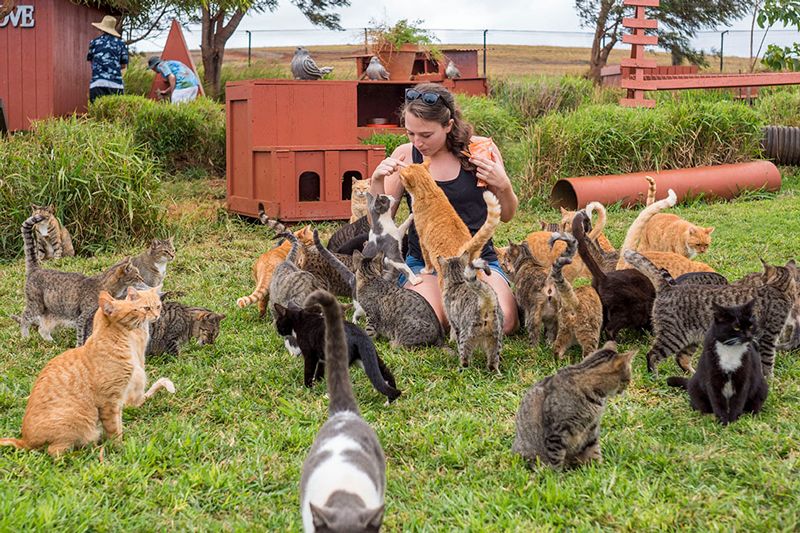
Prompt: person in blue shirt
<box><xmin>87</xmin><ymin>16</ymin><xmax>128</xmax><ymax>103</ymax></box>
<box><xmin>148</xmin><ymin>57</ymin><xmax>200</xmax><ymax>104</ymax></box>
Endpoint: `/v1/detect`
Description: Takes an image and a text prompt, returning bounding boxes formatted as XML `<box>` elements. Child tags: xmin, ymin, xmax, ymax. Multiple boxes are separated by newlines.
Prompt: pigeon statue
<box><xmin>445</xmin><ymin>60</ymin><xmax>462</xmax><ymax>79</ymax></box>
<box><xmin>291</xmin><ymin>47</ymin><xmax>334</xmax><ymax>80</ymax></box>
<box><xmin>363</xmin><ymin>56</ymin><xmax>390</xmax><ymax>80</ymax></box>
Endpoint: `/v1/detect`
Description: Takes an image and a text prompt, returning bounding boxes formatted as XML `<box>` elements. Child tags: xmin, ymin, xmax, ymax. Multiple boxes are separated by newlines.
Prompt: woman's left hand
<box><xmin>470</xmin><ymin>144</ymin><xmax>512</xmax><ymax>192</ymax></box>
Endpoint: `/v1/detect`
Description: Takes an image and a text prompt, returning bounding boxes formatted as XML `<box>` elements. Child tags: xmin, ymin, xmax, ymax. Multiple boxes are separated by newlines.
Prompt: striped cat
<box><xmin>30</xmin><ymin>204</ymin><xmax>75</xmax><ymax>261</ymax></box>
<box><xmin>624</xmin><ymin>250</ymin><xmax>796</xmax><ymax>378</ymax></box>
<box><xmin>147</xmin><ymin>301</ymin><xmax>225</xmax><ymax>357</ymax></box>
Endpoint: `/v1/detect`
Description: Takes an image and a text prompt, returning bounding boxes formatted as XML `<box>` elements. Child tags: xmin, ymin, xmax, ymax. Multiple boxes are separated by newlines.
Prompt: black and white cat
<box><xmin>365</xmin><ymin>192</ymin><xmax>420</xmax><ymax>285</ymax></box>
<box><xmin>299</xmin><ymin>290</ymin><xmax>386</xmax><ymax>533</ymax></box>
<box><xmin>667</xmin><ymin>300</ymin><xmax>768</xmax><ymax>425</ymax></box>
<box><xmin>273</xmin><ymin>302</ymin><xmax>401</xmax><ymax>404</ymax></box>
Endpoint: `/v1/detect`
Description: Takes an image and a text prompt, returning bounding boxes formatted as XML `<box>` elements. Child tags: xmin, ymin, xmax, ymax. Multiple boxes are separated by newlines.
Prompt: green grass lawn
<box><xmin>2</xmin><ymin>174</ymin><xmax>800</xmax><ymax>531</ymax></box>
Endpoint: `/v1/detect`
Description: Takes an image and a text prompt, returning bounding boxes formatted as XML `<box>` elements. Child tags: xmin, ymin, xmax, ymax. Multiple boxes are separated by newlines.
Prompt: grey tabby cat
<box><xmin>130</xmin><ymin>238</ymin><xmax>176</xmax><ymax>288</ymax></box>
<box><xmin>624</xmin><ymin>250</ymin><xmax>796</xmax><ymax>378</ymax></box>
<box><xmin>504</xmin><ymin>241</ymin><xmax>548</xmax><ymax>345</ymax></box>
<box><xmin>365</xmin><ymin>192</ymin><xmax>420</xmax><ymax>284</ymax></box>
<box><xmin>16</xmin><ymin>214</ymin><xmax>145</xmax><ymax>346</ymax></box>
<box><xmin>345</xmin><ymin>250</ymin><xmax>443</xmax><ymax>347</ymax></box>
<box><xmin>513</xmin><ymin>341</ymin><xmax>634</xmax><ymax>470</ymax></box>
<box><xmin>30</xmin><ymin>204</ymin><xmax>75</xmax><ymax>261</ymax></box>
<box><xmin>268</xmin><ymin>232</ymin><xmax>324</xmax><ymax>317</ymax></box>
<box><xmin>300</xmin><ymin>290</ymin><xmax>385</xmax><ymax>533</ymax></box>
<box><xmin>147</xmin><ymin>300</ymin><xmax>226</xmax><ymax>356</ymax></box>
<box><xmin>298</xmin><ymin>232</ymin><xmax>355</xmax><ymax>298</ymax></box>
<box><xmin>327</xmin><ymin>215</ymin><xmax>370</xmax><ymax>254</ymax></box>
<box><xmin>437</xmin><ymin>252</ymin><xmax>504</xmax><ymax>372</ymax></box>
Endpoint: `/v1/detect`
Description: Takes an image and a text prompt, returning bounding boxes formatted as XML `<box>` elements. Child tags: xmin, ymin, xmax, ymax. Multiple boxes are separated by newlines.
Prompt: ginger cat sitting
<box><xmin>0</xmin><ymin>287</ymin><xmax>162</xmax><ymax>457</ymax></box>
<box><xmin>398</xmin><ymin>161</ymin><xmax>501</xmax><ymax>277</ymax></box>
<box><xmin>236</xmin><ymin>219</ymin><xmax>314</xmax><ymax>317</ymax></box>
<box><xmin>349</xmin><ymin>177</ymin><xmax>371</xmax><ymax>222</ymax></box>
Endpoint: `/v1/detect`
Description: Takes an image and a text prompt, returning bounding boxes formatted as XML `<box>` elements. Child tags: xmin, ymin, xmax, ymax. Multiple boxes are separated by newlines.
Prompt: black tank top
<box><xmin>405</xmin><ymin>146</ymin><xmax>497</xmax><ymax>262</ymax></box>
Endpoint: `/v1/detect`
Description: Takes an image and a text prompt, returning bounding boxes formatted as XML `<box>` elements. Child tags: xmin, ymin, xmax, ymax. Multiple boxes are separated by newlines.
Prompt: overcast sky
<box><xmin>135</xmin><ymin>1</ymin><xmax>798</xmax><ymax>58</ymax></box>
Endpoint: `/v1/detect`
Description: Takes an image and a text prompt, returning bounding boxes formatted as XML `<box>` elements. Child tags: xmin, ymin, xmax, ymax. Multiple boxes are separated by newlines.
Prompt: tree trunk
<box><xmin>587</xmin><ymin>0</ymin><xmax>617</xmax><ymax>84</ymax></box>
<box><xmin>200</xmin><ymin>6</ymin><xmax>246</xmax><ymax>99</ymax></box>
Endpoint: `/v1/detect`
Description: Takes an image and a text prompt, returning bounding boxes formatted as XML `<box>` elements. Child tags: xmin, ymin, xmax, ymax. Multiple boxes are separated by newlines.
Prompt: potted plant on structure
<box><xmin>368</xmin><ymin>19</ymin><xmax>442</xmax><ymax>80</ymax></box>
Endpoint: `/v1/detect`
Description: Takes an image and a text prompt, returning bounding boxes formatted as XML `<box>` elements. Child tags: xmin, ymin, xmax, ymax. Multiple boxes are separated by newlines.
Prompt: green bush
<box><xmin>757</xmin><ymin>88</ymin><xmax>800</xmax><ymax>127</ymax></box>
<box><xmin>0</xmin><ymin>117</ymin><xmax>164</xmax><ymax>260</ymax></box>
<box><xmin>89</xmin><ymin>95</ymin><xmax>225</xmax><ymax>175</ymax></box>
<box><xmin>489</xmin><ymin>75</ymin><xmax>618</xmax><ymax>125</ymax></box>
<box><xmin>521</xmin><ymin>100</ymin><xmax>765</xmax><ymax>200</ymax></box>
<box><xmin>456</xmin><ymin>94</ymin><xmax>524</xmax><ymax>143</ymax></box>
<box><xmin>360</xmin><ymin>133</ymin><xmax>408</xmax><ymax>157</ymax></box>
<box><xmin>122</xmin><ymin>54</ymin><xmax>155</xmax><ymax>97</ymax></box>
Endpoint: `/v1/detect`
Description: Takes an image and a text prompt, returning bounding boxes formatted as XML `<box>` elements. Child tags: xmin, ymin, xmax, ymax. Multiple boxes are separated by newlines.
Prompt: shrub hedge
<box><xmin>520</xmin><ymin>100</ymin><xmax>765</xmax><ymax>200</ymax></box>
<box><xmin>0</xmin><ymin>118</ymin><xmax>164</xmax><ymax>260</ymax></box>
<box><xmin>89</xmin><ymin>95</ymin><xmax>226</xmax><ymax>175</ymax></box>
<box><xmin>757</xmin><ymin>87</ymin><xmax>800</xmax><ymax>127</ymax></box>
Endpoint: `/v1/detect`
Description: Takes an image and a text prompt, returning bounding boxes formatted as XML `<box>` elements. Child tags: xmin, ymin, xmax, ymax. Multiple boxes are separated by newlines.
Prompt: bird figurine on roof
<box><xmin>363</xmin><ymin>56</ymin><xmax>390</xmax><ymax>80</ymax></box>
<box><xmin>445</xmin><ymin>60</ymin><xmax>462</xmax><ymax>79</ymax></box>
<box><xmin>291</xmin><ymin>47</ymin><xmax>334</xmax><ymax>80</ymax></box>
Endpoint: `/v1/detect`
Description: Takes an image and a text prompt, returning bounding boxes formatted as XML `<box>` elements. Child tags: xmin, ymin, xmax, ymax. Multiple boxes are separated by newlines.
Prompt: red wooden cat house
<box><xmin>226</xmin><ymin>80</ymin><xmax>385</xmax><ymax>221</ymax></box>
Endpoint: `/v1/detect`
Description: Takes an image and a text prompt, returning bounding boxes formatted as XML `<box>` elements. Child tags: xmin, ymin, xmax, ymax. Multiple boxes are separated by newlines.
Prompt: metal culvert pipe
<box><xmin>762</xmin><ymin>126</ymin><xmax>800</xmax><ymax>166</ymax></box>
<box><xmin>550</xmin><ymin>161</ymin><xmax>781</xmax><ymax>210</ymax></box>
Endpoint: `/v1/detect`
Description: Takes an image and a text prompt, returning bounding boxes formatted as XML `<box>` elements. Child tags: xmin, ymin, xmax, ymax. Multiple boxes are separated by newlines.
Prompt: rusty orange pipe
<box><xmin>550</xmin><ymin>161</ymin><xmax>781</xmax><ymax>210</ymax></box>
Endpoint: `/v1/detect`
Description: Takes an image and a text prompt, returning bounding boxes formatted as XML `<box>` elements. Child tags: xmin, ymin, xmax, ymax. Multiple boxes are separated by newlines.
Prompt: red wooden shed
<box><xmin>0</xmin><ymin>0</ymin><xmax>116</xmax><ymax>131</ymax></box>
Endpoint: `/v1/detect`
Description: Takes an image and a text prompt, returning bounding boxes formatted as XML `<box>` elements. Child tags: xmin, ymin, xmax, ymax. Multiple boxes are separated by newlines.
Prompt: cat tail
<box><xmin>281</xmin><ymin>231</ymin><xmax>301</xmax><ymax>264</ymax></box>
<box><xmin>236</xmin><ymin>272</ymin><xmax>270</xmax><ymax>308</ymax></box>
<box><xmin>22</xmin><ymin>214</ymin><xmax>47</xmax><ymax>274</ymax></box>
<box><xmin>460</xmin><ymin>191</ymin><xmax>502</xmax><ymax>259</ymax></box>
<box><xmin>352</xmin><ymin>333</ymin><xmax>402</xmax><ymax>403</ymax></box>
<box><xmin>622</xmin><ymin>250</ymin><xmax>675</xmax><ymax>292</ymax></box>
<box><xmin>258</xmin><ymin>207</ymin><xmax>287</xmax><ymax>234</ymax></box>
<box><xmin>313</xmin><ymin>230</ymin><xmax>356</xmax><ymax>297</ymax></box>
<box><xmin>305</xmin><ymin>290</ymin><xmax>360</xmax><ymax>416</ymax></box>
<box><xmin>572</xmin><ymin>211</ymin><xmax>606</xmax><ymax>283</ymax></box>
<box><xmin>547</xmin><ymin>232</ymin><xmax>577</xmax><ymax>284</ymax></box>
<box><xmin>666</xmin><ymin>376</ymin><xmax>689</xmax><ymax>389</ymax></box>
<box><xmin>585</xmin><ymin>202</ymin><xmax>607</xmax><ymax>241</ymax></box>
<box><xmin>616</xmin><ymin>188</ymin><xmax>677</xmax><ymax>269</ymax></box>
<box><xmin>0</xmin><ymin>438</ymin><xmax>27</xmax><ymax>449</ymax></box>
<box><xmin>644</xmin><ymin>175</ymin><xmax>657</xmax><ymax>206</ymax></box>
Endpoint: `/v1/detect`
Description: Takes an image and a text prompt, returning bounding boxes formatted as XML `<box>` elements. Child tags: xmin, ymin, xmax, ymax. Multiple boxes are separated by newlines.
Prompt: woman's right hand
<box><xmin>371</xmin><ymin>154</ymin><xmax>406</xmax><ymax>182</ymax></box>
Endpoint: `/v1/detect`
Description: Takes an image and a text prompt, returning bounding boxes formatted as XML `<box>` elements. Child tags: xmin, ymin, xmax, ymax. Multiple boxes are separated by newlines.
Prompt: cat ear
<box><xmin>168</xmin><ymin>236</ymin><xmax>174</xmax><ymax>246</ymax></box>
<box><xmin>437</xmin><ymin>255</ymin><xmax>446</xmax><ymax>269</ymax></box>
<box><xmin>706</xmin><ymin>226</ymin><xmax>715</xmax><ymax>235</ymax></box>
<box><xmin>98</xmin><ymin>291</ymin><xmax>115</xmax><ymax>316</ymax></box>
<box><xmin>560</xmin><ymin>207</ymin><xmax>568</xmax><ymax>215</ymax></box>
<box><xmin>740</xmin><ymin>299</ymin><xmax>755</xmax><ymax>316</ymax></box>
<box><xmin>351</xmin><ymin>176</ymin><xmax>358</xmax><ymax>185</ymax></box>
<box><xmin>309</xmin><ymin>504</ymin><xmax>333</xmax><ymax>529</ymax></box>
<box><xmin>459</xmin><ymin>250</ymin><xmax>471</xmax><ymax>263</ymax></box>
<box><xmin>47</xmin><ymin>204</ymin><xmax>55</xmax><ymax>213</ymax></box>
<box><xmin>273</xmin><ymin>304</ymin><xmax>287</xmax><ymax>317</ymax></box>
<box><xmin>127</xmin><ymin>287</ymin><xmax>141</xmax><ymax>301</ymax></box>
<box><xmin>539</xmin><ymin>221</ymin><xmax>547</xmax><ymax>230</ymax></box>
<box><xmin>363</xmin><ymin>505</ymin><xmax>385</xmax><ymax>529</ymax></box>
<box><xmin>601</xmin><ymin>340</ymin><xmax>617</xmax><ymax>352</ymax></box>
<box><xmin>422</xmin><ymin>159</ymin><xmax>431</xmax><ymax>169</ymax></box>
<box><xmin>616</xmin><ymin>350</ymin><xmax>636</xmax><ymax>367</ymax></box>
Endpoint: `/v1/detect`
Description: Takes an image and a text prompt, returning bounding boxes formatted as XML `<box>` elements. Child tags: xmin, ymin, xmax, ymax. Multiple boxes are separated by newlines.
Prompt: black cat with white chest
<box><xmin>273</xmin><ymin>303</ymin><xmax>401</xmax><ymax>404</ymax></box>
<box><xmin>667</xmin><ymin>300</ymin><xmax>768</xmax><ymax>425</ymax></box>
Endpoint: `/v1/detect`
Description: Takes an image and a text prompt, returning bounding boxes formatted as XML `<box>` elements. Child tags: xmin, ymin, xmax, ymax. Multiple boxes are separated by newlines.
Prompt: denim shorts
<box><xmin>397</xmin><ymin>255</ymin><xmax>510</xmax><ymax>287</ymax></box>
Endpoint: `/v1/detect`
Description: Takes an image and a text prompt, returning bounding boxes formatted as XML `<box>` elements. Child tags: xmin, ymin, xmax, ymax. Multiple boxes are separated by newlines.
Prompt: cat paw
<box><xmin>420</xmin><ymin>267</ymin><xmax>434</xmax><ymax>275</ymax></box>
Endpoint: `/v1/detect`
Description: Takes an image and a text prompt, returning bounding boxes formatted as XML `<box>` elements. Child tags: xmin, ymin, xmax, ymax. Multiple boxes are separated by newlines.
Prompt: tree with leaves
<box><xmin>576</xmin><ymin>0</ymin><xmax>750</xmax><ymax>83</ymax></box>
<box><xmin>752</xmin><ymin>0</ymin><xmax>800</xmax><ymax>71</ymax></box>
<box><xmin>182</xmin><ymin>0</ymin><xmax>350</xmax><ymax>99</ymax></box>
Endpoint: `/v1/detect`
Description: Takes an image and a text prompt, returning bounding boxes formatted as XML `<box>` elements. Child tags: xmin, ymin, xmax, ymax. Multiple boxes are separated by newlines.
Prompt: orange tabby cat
<box><xmin>633</xmin><ymin>251</ymin><xmax>715</xmax><ymax>277</ymax></box>
<box><xmin>521</xmin><ymin>232</ymin><xmax>592</xmax><ymax>282</ymax></box>
<box><xmin>398</xmin><ymin>161</ymin><xmax>501</xmax><ymax>276</ymax></box>
<box><xmin>638</xmin><ymin>177</ymin><xmax>714</xmax><ymax>258</ymax></box>
<box><xmin>350</xmin><ymin>178</ymin><xmax>371</xmax><ymax>222</ymax></box>
<box><xmin>616</xmin><ymin>189</ymin><xmax>677</xmax><ymax>270</ymax></box>
<box><xmin>0</xmin><ymin>288</ymin><xmax>162</xmax><ymax>457</ymax></box>
<box><xmin>236</xmin><ymin>224</ymin><xmax>315</xmax><ymax>317</ymax></box>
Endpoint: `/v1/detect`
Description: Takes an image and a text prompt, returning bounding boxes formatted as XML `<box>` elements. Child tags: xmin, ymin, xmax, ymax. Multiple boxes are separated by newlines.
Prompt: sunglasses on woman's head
<box><xmin>405</xmin><ymin>89</ymin><xmax>452</xmax><ymax>112</ymax></box>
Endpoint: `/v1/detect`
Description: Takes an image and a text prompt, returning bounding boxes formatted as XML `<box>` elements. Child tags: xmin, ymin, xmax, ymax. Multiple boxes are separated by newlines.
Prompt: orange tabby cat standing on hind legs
<box><xmin>0</xmin><ymin>287</ymin><xmax>162</xmax><ymax>457</ymax></box>
<box><xmin>236</xmin><ymin>217</ymin><xmax>314</xmax><ymax>317</ymax></box>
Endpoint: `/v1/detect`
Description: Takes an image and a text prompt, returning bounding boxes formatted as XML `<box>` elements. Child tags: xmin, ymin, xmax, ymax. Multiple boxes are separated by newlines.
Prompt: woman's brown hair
<box><xmin>400</xmin><ymin>83</ymin><xmax>474</xmax><ymax>171</ymax></box>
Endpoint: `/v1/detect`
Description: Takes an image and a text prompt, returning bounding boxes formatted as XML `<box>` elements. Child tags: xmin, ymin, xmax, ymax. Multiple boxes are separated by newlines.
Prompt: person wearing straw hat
<box><xmin>87</xmin><ymin>16</ymin><xmax>128</xmax><ymax>103</ymax></box>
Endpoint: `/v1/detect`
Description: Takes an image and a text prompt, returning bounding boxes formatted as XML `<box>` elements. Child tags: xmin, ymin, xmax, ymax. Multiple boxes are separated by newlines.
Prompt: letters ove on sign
<box><xmin>0</xmin><ymin>6</ymin><xmax>35</xmax><ymax>28</ymax></box>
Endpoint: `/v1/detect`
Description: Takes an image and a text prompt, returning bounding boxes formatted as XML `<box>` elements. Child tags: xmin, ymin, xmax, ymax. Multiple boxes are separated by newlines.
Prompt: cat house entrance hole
<box><xmin>299</xmin><ymin>172</ymin><xmax>321</xmax><ymax>202</ymax></box>
<box><xmin>342</xmin><ymin>171</ymin><xmax>363</xmax><ymax>200</ymax></box>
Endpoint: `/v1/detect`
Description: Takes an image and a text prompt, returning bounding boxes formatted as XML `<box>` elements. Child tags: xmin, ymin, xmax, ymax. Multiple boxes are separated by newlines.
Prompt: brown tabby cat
<box><xmin>398</xmin><ymin>161</ymin><xmax>501</xmax><ymax>276</ymax></box>
<box><xmin>349</xmin><ymin>178</ymin><xmax>371</xmax><ymax>222</ymax></box>
<box><xmin>30</xmin><ymin>204</ymin><xmax>75</xmax><ymax>261</ymax></box>
<box><xmin>130</xmin><ymin>238</ymin><xmax>176</xmax><ymax>288</ymax></box>
<box><xmin>513</xmin><ymin>341</ymin><xmax>634</xmax><ymax>470</ymax></box>
<box><xmin>501</xmin><ymin>241</ymin><xmax>549</xmax><ymax>345</ymax></box>
<box><xmin>0</xmin><ymin>288</ymin><xmax>162</xmax><ymax>457</ymax></box>
<box><xmin>544</xmin><ymin>233</ymin><xmax>603</xmax><ymax>361</ymax></box>
<box><xmin>638</xmin><ymin>177</ymin><xmax>714</xmax><ymax>258</ymax></box>
<box><xmin>236</xmin><ymin>222</ymin><xmax>314</xmax><ymax>317</ymax></box>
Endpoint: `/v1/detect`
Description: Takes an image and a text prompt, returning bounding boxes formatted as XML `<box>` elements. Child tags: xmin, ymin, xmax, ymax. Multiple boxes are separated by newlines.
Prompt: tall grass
<box><xmin>122</xmin><ymin>54</ymin><xmax>155</xmax><ymax>97</ymax></box>
<box><xmin>89</xmin><ymin>96</ymin><xmax>226</xmax><ymax>175</ymax></box>
<box><xmin>757</xmin><ymin>88</ymin><xmax>800</xmax><ymax>127</ymax></box>
<box><xmin>0</xmin><ymin>118</ymin><xmax>164</xmax><ymax>260</ymax></box>
<box><xmin>212</xmin><ymin>62</ymin><xmax>290</xmax><ymax>102</ymax></box>
<box><xmin>360</xmin><ymin>132</ymin><xmax>408</xmax><ymax>157</ymax></box>
<box><xmin>520</xmin><ymin>100</ymin><xmax>765</xmax><ymax>200</ymax></box>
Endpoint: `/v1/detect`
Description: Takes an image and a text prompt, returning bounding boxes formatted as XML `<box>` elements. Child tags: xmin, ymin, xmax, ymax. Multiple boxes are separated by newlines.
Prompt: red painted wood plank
<box><xmin>647</xmin><ymin>72</ymin><xmax>800</xmax><ymax>90</ymax></box>
<box><xmin>623</xmin><ymin>17</ymin><xmax>658</xmax><ymax>29</ymax></box>
<box><xmin>622</xmin><ymin>34</ymin><xmax>659</xmax><ymax>46</ymax></box>
<box><xmin>623</xmin><ymin>0</ymin><xmax>660</xmax><ymax>6</ymax></box>
<box><xmin>621</xmin><ymin>79</ymin><xmax>657</xmax><ymax>90</ymax></box>
<box><xmin>621</xmin><ymin>58</ymin><xmax>658</xmax><ymax>69</ymax></box>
